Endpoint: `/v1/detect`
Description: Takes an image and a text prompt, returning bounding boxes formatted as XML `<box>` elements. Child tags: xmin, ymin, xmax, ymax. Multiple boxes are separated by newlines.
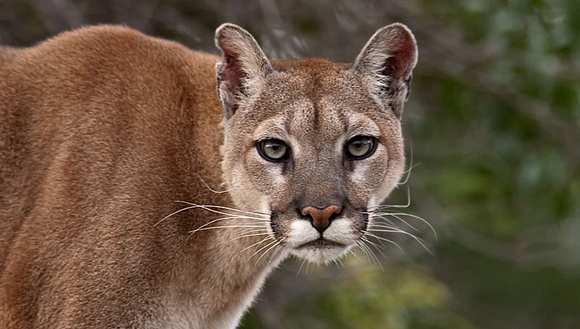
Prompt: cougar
<box><xmin>0</xmin><ymin>22</ymin><xmax>418</xmax><ymax>329</ymax></box>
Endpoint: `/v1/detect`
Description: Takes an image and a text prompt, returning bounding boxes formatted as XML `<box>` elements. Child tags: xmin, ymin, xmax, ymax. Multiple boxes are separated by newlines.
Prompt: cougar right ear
<box><xmin>352</xmin><ymin>23</ymin><xmax>418</xmax><ymax>118</ymax></box>
<box><xmin>215</xmin><ymin>23</ymin><xmax>273</xmax><ymax>119</ymax></box>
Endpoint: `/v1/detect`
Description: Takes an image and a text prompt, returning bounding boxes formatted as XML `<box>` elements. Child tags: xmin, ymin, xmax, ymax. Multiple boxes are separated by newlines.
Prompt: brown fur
<box><xmin>0</xmin><ymin>23</ymin><xmax>417</xmax><ymax>329</ymax></box>
<box><xmin>0</xmin><ymin>25</ymin><xmax>264</xmax><ymax>329</ymax></box>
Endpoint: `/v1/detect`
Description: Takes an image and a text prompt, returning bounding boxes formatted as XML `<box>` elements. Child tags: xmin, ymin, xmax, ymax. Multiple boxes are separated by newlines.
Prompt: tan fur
<box><xmin>0</xmin><ymin>23</ymin><xmax>417</xmax><ymax>329</ymax></box>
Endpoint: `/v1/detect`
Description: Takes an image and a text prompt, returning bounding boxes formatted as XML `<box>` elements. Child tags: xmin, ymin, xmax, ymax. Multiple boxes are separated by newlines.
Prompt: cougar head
<box><xmin>215</xmin><ymin>23</ymin><xmax>417</xmax><ymax>264</ymax></box>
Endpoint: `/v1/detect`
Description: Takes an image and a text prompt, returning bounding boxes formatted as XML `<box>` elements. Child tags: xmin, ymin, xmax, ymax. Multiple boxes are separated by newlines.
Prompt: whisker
<box><xmin>256</xmin><ymin>239</ymin><xmax>283</xmax><ymax>263</ymax></box>
<box><xmin>175</xmin><ymin>201</ymin><xmax>270</xmax><ymax>217</ymax></box>
<box><xmin>370</xmin><ymin>211</ymin><xmax>437</xmax><ymax>239</ymax></box>
<box><xmin>367</xmin><ymin>228</ymin><xmax>432</xmax><ymax>254</ymax></box>
<box><xmin>190</xmin><ymin>225</ymin><xmax>268</xmax><ymax>236</ymax></box>
<box><xmin>368</xmin><ymin>226</ymin><xmax>413</xmax><ymax>234</ymax></box>
<box><xmin>369</xmin><ymin>220</ymin><xmax>413</xmax><ymax>232</ymax></box>
<box><xmin>196</xmin><ymin>173</ymin><xmax>232</xmax><ymax>194</ymax></box>
<box><xmin>398</xmin><ymin>143</ymin><xmax>417</xmax><ymax>186</ymax></box>
<box><xmin>155</xmin><ymin>205</ymin><xmax>199</xmax><ymax>227</ymax></box>
<box><xmin>356</xmin><ymin>239</ymin><xmax>376</xmax><ymax>264</ymax></box>
<box><xmin>368</xmin><ymin>213</ymin><xmax>398</xmax><ymax>227</ymax></box>
<box><xmin>355</xmin><ymin>240</ymin><xmax>381</xmax><ymax>268</ymax></box>
<box><xmin>239</xmin><ymin>236</ymin><xmax>274</xmax><ymax>254</ymax></box>
<box><xmin>360</xmin><ymin>234</ymin><xmax>385</xmax><ymax>257</ymax></box>
<box><xmin>364</xmin><ymin>232</ymin><xmax>406</xmax><ymax>254</ymax></box>
<box><xmin>249</xmin><ymin>239</ymin><xmax>279</xmax><ymax>261</ymax></box>
<box><xmin>189</xmin><ymin>216</ymin><xmax>265</xmax><ymax>235</ymax></box>
<box><xmin>228</xmin><ymin>231</ymin><xmax>272</xmax><ymax>242</ymax></box>
<box><xmin>156</xmin><ymin>203</ymin><xmax>268</xmax><ymax>227</ymax></box>
<box><xmin>353</xmin><ymin>241</ymin><xmax>369</xmax><ymax>261</ymax></box>
<box><xmin>371</xmin><ymin>213</ymin><xmax>418</xmax><ymax>232</ymax></box>
<box><xmin>359</xmin><ymin>236</ymin><xmax>384</xmax><ymax>269</ymax></box>
<box><xmin>214</xmin><ymin>229</ymin><xmax>271</xmax><ymax>247</ymax></box>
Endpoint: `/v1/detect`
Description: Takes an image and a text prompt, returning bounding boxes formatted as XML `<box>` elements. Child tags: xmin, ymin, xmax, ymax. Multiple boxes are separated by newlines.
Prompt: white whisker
<box><xmin>239</xmin><ymin>236</ymin><xmax>274</xmax><ymax>254</ymax></box>
<box><xmin>196</xmin><ymin>173</ymin><xmax>232</xmax><ymax>194</ymax></box>
<box><xmin>359</xmin><ymin>236</ymin><xmax>384</xmax><ymax>269</ymax></box>
<box><xmin>156</xmin><ymin>202</ymin><xmax>269</xmax><ymax>228</ymax></box>
<box><xmin>229</xmin><ymin>231</ymin><xmax>273</xmax><ymax>242</ymax></box>
<box><xmin>398</xmin><ymin>143</ymin><xmax>417</xmax><ymax>186</ymax></box>
<box><xmin>155</xmin><ymin>205</ymin><xmax>198</xmax><ymax>227</ymax></box>
<box><xmin>371</xmin><ymin>211</ymin><xmax>437</xmax><ymax>239</ymax></box>
<box><xmin>355</xmin><ymin>240</ymin><xmax>381</xmax><ymax>268</ymax></box>
<box><xmin>214</xmin><ymin>229</ymin><xmax>271</xmax><ymax>247</ymax></box>
<box><xmin>256</xmin><ymin>239</ymin><xmax>283</xmax><ymax>263</ymax></box>
<box><xmin>190</xmin><ymin>225</ymin><xmax>267</xmax><ymax>236</ymax></box>
<box><xmin>367</xmin><ymin>228</ymin><xmax>432</xmax><ymax>254</ymax></box>
<box><xmin>189</xmin><ymin>216</ymin><xmax>265</xmax><ymax>235</ymax></box>
<box><xmin>175</xmin><ymin>201</ymin><xmax>270</xmax><ymax>217</ymax></box>
<box><xmin>249</xmin><ymin>239</ymin><xmax>279</xmax><ymax>261</ymax></box>
<box><xmin>364</xmin><ymin>232</ymin><xmax>406</xmax><ymax>254</ymax></box>
<box><xmin>371</xmin><ymin>213</ymin><xmax>418</xmax><ymax>232</ymax></box>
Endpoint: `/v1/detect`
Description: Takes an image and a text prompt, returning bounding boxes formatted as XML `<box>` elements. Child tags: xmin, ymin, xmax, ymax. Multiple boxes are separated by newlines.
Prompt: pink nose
<box><xmin>301</xmin><ymin>205</ymin><xmax>343</xmax><ymax>233</ymax></box>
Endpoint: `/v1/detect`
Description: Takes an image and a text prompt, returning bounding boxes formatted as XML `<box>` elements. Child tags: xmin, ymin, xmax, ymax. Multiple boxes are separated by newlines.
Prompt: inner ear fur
<box><xmin>215</xmin><ymin>23</ymin><xmax>273</xmax><ymax>119</ymax></box>
<box><xmin>352</xmin><ymin>23</ymin><xmax>418</xmax><ymax>117</ymax></box>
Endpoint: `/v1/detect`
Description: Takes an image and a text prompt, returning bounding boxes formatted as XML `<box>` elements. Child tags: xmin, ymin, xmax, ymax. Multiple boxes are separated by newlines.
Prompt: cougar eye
<box><xmin>345</xmin><ymin>136</ymin><xmax>377</xmax><ymax>160</ymax></box>
<box><xmin>256</xmin><ymin>139</ymin><xmax>290</xmax><ymax>162</ymax></box>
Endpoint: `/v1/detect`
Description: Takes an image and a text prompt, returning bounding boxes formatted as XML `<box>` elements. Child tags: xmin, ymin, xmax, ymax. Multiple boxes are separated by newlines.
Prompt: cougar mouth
<box><xmin>296</xmin><ymin>238</ymin><xmax>345</xmax><ymax>250</ymax></box>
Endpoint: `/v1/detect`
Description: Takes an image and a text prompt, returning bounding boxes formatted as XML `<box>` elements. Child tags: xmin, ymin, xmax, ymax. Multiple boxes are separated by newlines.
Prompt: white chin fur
<box><xmin>290</xmin><ymin>245</ymin><xmax>352</xmax><ymax>264</ymax></box>
<box><xmin>286</xmin><ymin>218</ymin><xmax>356</xmax><ymax>264</ymax></box>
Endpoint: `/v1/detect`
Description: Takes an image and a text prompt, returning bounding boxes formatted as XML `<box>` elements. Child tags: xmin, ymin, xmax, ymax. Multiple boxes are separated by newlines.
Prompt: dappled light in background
<box><xmin>2</xmin><ymin>0</ymin><xmax>579</xmax><ymax>328</ymax></box>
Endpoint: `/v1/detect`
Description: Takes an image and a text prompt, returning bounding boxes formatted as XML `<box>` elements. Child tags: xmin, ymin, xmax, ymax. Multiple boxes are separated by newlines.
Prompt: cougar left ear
<box><xmin>215</xmin><ymin>23</ymin><xmax>273</xmax><ymax>119</ymax></box>
<box><xmin>352</xmin><ymin>23</ymin><xmax>418</xmax><ymax>117</ymax></box>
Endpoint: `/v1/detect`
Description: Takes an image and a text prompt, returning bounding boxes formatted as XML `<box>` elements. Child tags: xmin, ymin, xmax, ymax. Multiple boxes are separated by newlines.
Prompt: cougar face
<box><xmin>217</xmin><ymin>23</ymin><xmax>417</xmax><ymax>264</ymax></box>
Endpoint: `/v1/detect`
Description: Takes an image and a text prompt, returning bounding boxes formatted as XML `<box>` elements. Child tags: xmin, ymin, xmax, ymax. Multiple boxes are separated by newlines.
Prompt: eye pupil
<box><xmin>257</xmin><ymin>139</ymin><xmax>289</xmax><ymax>162</ymax></box>
<box><xmin>346</xmin><ymin>136</ymin><xmax>377</xmax><ymax>160</ymax></box>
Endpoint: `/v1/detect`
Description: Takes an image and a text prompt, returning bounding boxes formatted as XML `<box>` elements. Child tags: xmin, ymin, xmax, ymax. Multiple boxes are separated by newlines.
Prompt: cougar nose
<box><xmin>301</xmin><ymin>205</ymin><xmax>343</xmax><ymax>233</ymax></box>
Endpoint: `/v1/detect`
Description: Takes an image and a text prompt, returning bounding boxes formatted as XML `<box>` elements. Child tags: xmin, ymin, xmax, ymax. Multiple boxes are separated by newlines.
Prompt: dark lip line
<box><xmin>296</xmin><ymin>238</ymin><xmax>346</xmax><ymax>249</ymax></box>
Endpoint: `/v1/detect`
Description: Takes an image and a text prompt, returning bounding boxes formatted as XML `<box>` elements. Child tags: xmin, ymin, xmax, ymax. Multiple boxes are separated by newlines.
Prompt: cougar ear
<box><xmin>215</xmin><ymin>23</ymin><xmax>273</xmax><ymax>119</ymax></box>
<box><xmin>352</xmin><ymin>23</ymin><xmax>418</xmax><ymax>117</ymax></box>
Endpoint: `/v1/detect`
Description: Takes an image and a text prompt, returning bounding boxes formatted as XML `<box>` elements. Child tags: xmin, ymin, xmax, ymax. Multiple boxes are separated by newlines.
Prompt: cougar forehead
<box><xmin>236</xmin><ymin>58</ymin><xmax>402</xmax><ymax>140</ymax></box>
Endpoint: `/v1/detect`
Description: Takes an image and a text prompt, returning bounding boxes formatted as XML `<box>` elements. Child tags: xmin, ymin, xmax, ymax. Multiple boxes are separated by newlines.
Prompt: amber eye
<box><xmin>345</xmin><ymin>136</ymin><xmax>377</xmax><ymax>160</ymax></box>
<box><xmin>257</xmin><ymin>139</ymin><xmax>290</xmax><ymax>162</ymax></box>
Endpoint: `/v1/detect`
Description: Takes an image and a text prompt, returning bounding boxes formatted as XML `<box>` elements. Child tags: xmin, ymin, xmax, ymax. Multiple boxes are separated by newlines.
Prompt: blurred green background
<box><xmin>2</xmin><ymin>0</ymin><xmax>579</xmax><ymax>328</ymax></box>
